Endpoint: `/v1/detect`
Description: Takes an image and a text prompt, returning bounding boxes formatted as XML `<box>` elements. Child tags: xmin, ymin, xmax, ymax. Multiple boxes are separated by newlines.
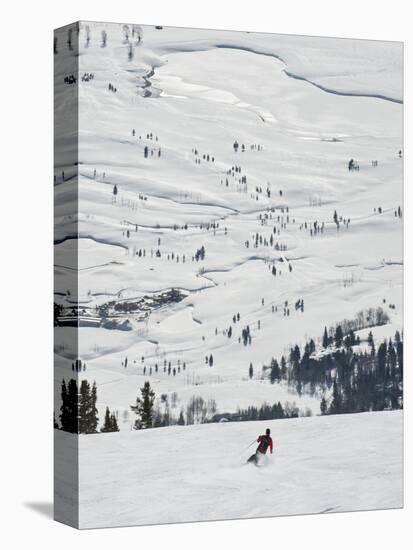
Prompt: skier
<box><xmin>247</xmin><ymin>428</ymin><xmax>273</xmax><ymax>466</ymax></box>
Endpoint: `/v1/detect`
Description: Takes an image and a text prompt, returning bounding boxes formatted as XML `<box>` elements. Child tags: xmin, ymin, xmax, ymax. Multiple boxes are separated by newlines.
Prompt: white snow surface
<box><xmin>54</xmin><ymin>411</ymin><xmax>403</xmax><ymax>528</ymax></box>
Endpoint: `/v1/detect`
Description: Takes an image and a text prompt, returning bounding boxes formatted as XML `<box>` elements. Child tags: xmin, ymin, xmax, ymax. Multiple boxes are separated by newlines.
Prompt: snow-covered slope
<box><xmin>54</xmin><ymin>411</ymin><xmax>403</xmax><ymax>528</ymax></box>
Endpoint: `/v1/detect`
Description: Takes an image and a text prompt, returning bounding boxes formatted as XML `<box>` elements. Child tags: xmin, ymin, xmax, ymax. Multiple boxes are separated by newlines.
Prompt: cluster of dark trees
<box><xmin>192</xmin><ymin>148</ymin><xmax>215</xmax><ymax>163</ymax></box>
<box><xmin>232</xmin><ymin>312</ymin><xmax>241</xmax><ymax>323</ymax></box>
<box><xmin>144</xmin><ymin>145</ymin><xmax>161</xmax><ymax>158</ymax></box>
<box><xmin>265</xmin><ymin>311</ymin><xmax>403</xmax><ymax>416</ymax></box>
<box><xmin>194</xmin><ymin>246</ymin><xmax>206</xmax><ymax>261</ymax></box>
<box><xmin>81</xmin><ymin>72</ymin><xmax>94</xmax><ymax>82</ymax></box>
<box><xmin>300</xmin><ymin>220</ymin><xmax>326</xmax><ymax>236</ymax></box>
<box><xmin>59</xmin><ymin>378</ymin><xmax>98</xmax><ymax>433</ymax></box>
<box><xmin>57</xmin><ymin>378</ymin><xmax>118</xmax><ymax>433</ymax></box>
<box><xmin>64</xmin><ymin>74</ymin><xmax>77</xmax><ymax>85</ymax></box>
<box><xmin>233</xmin><ymin>141</ymin><xmax>263</xmax><ymax>153</ymax></box>
<box><xmin>235</xmin><ymin>400</ymin><xmax>310</xmax><ymax>422</ymax></box>
<box><xmin>320</xmin><ymin>330</ymin><xmax>403</xmax><ymax>415</ymax></box>
<box><xmin>101</xmin><ymin>407</ymin><xmax>120</xmax><ymax>432</ymax></box>
<box><xmin>241</xmin><ymin>325</ymin><xmax>252</xmax><ymax>346</ymax></box>
<box><xmin>348</xmin><ymin>158</ymin><xmax>360</xmax><ymax>171</ymax></box>
<box><xmin>204</xmin><ymin>354</ymin><xmax>214</xmax><ymax>367</ymax></box>
<box><xmin>221</xmin><ymin>163</ymin><xmax>247</xmax><ymax>187</ymax></box>
<box><xmin>142</xmin><ymin>360</ymin><xmax>187</xmax><ymax>376</ymax></box>
<box><xmin>72</xmin><ymin>359</ymin><xmax>86</xmax><ymax>372</ymax></box>
<box><xmin>333</xmin><ymin>210</ymin><xmax>351</xmax><ymax>230</ymax></box>
<box><xmin>245</xmin><ymin>230</ymin><xmax>289</xmax><ymax>252</ymax></box>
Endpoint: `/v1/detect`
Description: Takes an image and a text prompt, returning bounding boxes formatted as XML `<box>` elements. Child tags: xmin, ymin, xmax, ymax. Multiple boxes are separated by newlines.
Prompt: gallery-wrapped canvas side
<box><xmin>54</xmin><ymin>22</ymin><xmax>80</xmax><ymax>529</ymax></box>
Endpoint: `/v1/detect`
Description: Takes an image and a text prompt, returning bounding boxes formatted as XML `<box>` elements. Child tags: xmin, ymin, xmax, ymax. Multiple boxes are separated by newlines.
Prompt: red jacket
<box><xmin>257</xmin><ymin>434</ymin><xmax>273</xmax><ymax>454</ymax></box>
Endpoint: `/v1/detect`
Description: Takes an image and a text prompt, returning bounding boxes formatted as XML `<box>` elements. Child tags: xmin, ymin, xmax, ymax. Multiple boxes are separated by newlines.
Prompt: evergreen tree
<box><xmin>89</xmin><ymin>382</ymin><xmax>99</xmax><ymax>432</ymax></box>
<box><xmin>280</xmin><ymin>356</ymin><xmax>287</xmax><ymax>378</ymax></box>
<box><xmin>59</xmin><ymin>379</ymin><xmax>68</xmax><ymax>429</ymax></box>
<box><xmin>322</xmin><ymin>326</ymin><xmax>329</xmax><ymax>348</ymax></box>
<box><xmin>320</xmin><ymin>396</ymin><xmax>328</xmax><ymax>415</ymax></box>
<box><xmin>110</xmin><ymin>411</ymin><xmax>119</xmax><ymax>432</ymax></box>
<box><xmin>270</xmin><ymin>358</ymin><xmax>280</xmax><ymax>384</ymax></box>
<box><xmin>131</xmin><ymin>381</ymin><xmax>155</xmax><ymax>429</ymax></box>
<box><xmin>101</xmin><ymin>407</ymin><xmax>112</xmax><ymax>432</ymax></box>
<box><xmin>329</xmin><ymin>381</ymin><xmax>342</xmax><ymax>414</ymax></box>
<box><xmin>98</xmin><ymin>407</ymin><xmax>119</xmax><ymax>432</ymax></box>
<box><xmin>249</xmin><ymin>362</ymin><xmax>254</xmax><ymax>379</ymax></box>
<box><xmin>78</xmin><ymin>380</ymin><xmax>90</xmax><ymax>433</ymax></box>
<box><xmin>367</xmin><ymin>331</ymin><xmax>374</xmax><ymax>348</ymax></box>
<box><xmin>177</xmin><ymin>409</ymin><xmax>185</xmax><ymax>425</ymax></box>
<box><xmin>60</xmin><ymin>379</ymin><xmax>78</xmax><ymax>433</ymax></box>
<box><xmin>334</xmin><ymin>325</ymin><xmax>343</xmax><ymax>347</ymax></box>
<box><xmin>78</xmin><ymin>380</ymin><xmax>99</xmax><ymax>434</ymax></box>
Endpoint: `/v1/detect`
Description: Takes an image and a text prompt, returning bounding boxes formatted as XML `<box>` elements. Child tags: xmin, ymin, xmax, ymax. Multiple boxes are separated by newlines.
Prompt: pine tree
<box><xmin>101</xmin><ymin>407</ymin><xmax>112</xmax><ymax>432</ymax></box>
<box><xmin>320</xmin><ymin>396</ymin><xmax>328</xmax><ymax>415</ymax></box>
<box><xmin>280</xmin><ymin>356</ymin><xmax>287</xmax><ymax>379</ymax></box>
<box><xmin>78</xmin><ymin>381</ymin><xmax>90</xmax><ymax>433</ymax></box>
<box><xmin>249</xmin><ymin>362</ymin><xmax>254</xmax><ymax>379</ymax></box>
<box><xmin>110</xmin><ymin>411</ymin><xmax>119</xmax><ymax>432</ymax></box>
<box><xmin>322</xmin><ymin>326</ymin><xmax>329</xmax><ymax>348</ymax></box>
<box><xmin>131</xmin><ymin>381</ymin><xmax>155</xmax><ymax>429</ymax></box>
<box><xmin>329</xmin><ymin>381</ymin><xmax>342</xmax><ymax>414</ymax></box>
<box><xmin>270</xmin><ymin>358</ymin><xmax>280</xmax><ymax>384</ymax></box>
<box><xmin>78</xmin><ymin>380</ymin><xmax>99</xmax><ymax>434</ymax></box>
<box><xmin>367</xmin><ymin>331</ymin><xmax>374</xmax><ymax>348</ymax></box>
<box><xmin>100</xmin><ymin>407</ymin><xmax>119</xmax><ymax>432</ymax></box>
<box><xmin>60</xmin><ymin>379</ymin><xmax>79</xmax><ymax>433</ymax></box>
<box><xmin>177</xmin><ymin>409</ymin><xmax>185</xmax><ymax>425</ymax></box>
<box><xmin>59</xmin><ymin>379</ymin><xmax>68</xmax><ymax>429</ymax></box>
<box><xmin>209</xmin><ymin>354</ymin><xmax>213</xmax><ymax>367</ymax></box>
<box><xmin>335</xmin><ymin>325</ymin><xmax>343</xmax><ymax>347</ymax></box>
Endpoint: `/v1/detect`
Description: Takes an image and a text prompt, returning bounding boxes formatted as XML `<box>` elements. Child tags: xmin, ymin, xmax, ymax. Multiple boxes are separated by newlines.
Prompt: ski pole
<box><xmin>243</xmin><ymin>439</ymin><xmax>257</xmax><ymax>452</ymax></box>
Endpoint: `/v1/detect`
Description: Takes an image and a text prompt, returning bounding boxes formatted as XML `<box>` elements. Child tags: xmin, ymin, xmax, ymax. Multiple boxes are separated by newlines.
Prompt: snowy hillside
<box><xmin>54</xmin><ymin>22</ymin><xmax>403</xmax><ymax>422</ymax></box>
<box><xmin>54</xmin><ymin>411</ymin><xmax>403</xmax><ymax>528</ymax></box>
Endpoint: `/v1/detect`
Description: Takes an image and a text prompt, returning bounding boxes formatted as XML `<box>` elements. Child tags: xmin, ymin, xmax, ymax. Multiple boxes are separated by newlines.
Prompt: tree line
<box><xmin>56</xmin><ymin>378</ymin><xmax>119</xmax><ymax>433</ymax></box>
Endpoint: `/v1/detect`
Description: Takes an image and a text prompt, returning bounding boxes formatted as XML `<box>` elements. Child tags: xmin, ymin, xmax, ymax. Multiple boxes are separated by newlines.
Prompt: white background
<box><xmin>0</xmin><ymin>0</ymin><xmax>410</xmax><ymax>548</ymax></box>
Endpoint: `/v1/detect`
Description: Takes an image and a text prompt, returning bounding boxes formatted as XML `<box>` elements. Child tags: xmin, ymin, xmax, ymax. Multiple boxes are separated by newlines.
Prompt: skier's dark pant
<box><xmin>247</xmin><ymin>452</ymin><xmax>261</xmax><ymax>465</ymax></box>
